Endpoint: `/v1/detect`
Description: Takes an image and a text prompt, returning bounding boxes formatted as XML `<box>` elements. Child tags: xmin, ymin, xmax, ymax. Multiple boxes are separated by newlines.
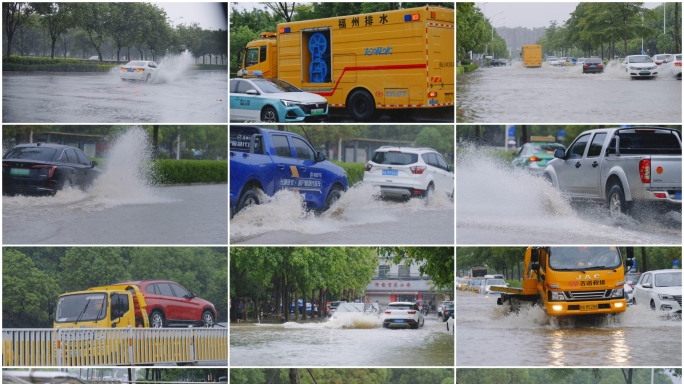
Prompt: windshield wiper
<box><xmin>74</xmin><ymin>300</ymin><xmax>91</xmax><ymax>324</ymax></box>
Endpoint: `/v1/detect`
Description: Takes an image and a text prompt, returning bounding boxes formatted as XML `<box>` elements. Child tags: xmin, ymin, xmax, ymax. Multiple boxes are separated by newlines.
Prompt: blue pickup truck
<box><xmin>230</xmin><ymin>126</ymin><xmax>349</xmax><ymax>218</ymax></box>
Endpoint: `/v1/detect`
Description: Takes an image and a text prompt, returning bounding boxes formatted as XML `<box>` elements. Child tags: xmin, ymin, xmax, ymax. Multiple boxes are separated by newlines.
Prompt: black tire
<box><xmin>607</xmin><ymin>183</ymin><xmax>629</xmax><ymax>216</ymax></box>
<box><xmin>423</xmin><ymin>183</ymin><xmax>435</xmax><ymax>206</ymax></box>
<box><xmin>201</xmin><ymin>310</ymin><xmax>215</xmax><ymax>327</ymax></box>
<box><xmin>650</xmin><ymin>300</ymin><xmax>656</xmax><ymax>311</ymax></box>
<box><xmin>150</xmin><ymin>310</ymin><xmax>165</xmax><ymax>328</ymax></box>
<box><xmin>347</xmin><ymin>89</ymin><xmax>376</xmax><ymax>122</ymax></box>
<box><xmin>236</xmin><ymin>188</ymin><xmax>260</xmax><ymax>215</ymax></box>
<box><xmin>382</xmin><ymin>323</ymin><xmax>389</xmax><ymax>328</ymax></box>
<box><xmin>261</xmin><ymin>106</ymin><xmax>278</xmax><ymax>123</ymax></box>
<box><xmin>324</xmin><ymin>185</ymin><xmax>342</xmax><ymax>211</ymax></box>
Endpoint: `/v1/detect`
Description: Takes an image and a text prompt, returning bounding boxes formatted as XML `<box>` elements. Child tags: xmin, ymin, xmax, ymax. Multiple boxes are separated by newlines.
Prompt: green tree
<box><xmin>3</xmin><ymin>2</ymin><xmax>34</xmax><ymax>56</ymax></box>
<box><xmin>72</xmin><ymin>2</ymin><xmax>110</xmax><ymax>61</ymax></box>
<box><xmin>59</xmin><ymin>247</ymin><xmax>130</xmax><ymax>292</ymax></box>
<box><xmin>30</xmin><ymin>2</ymin><xmax>73</xmax><ymax>59</ymax></box>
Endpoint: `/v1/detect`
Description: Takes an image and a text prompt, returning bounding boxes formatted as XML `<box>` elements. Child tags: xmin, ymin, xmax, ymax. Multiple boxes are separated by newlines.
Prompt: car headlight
<box><xmin>611</xmin><ymin>288</ymin><xmax>624</xmax><ymax>298</ymax></box>
<box><xmin>658</xmin><ymin>294</ymin><xmax>676</xmax><ymax>301</ymax></box>
<box><xmin>550</xmin><ymin>291</ymin><xmax>566</xmax><ymax>301</ymax></box>
<box><xmin>281</xmin><ymin>100</ymin><xmax>301</xmax><ymax>107</ymax></box>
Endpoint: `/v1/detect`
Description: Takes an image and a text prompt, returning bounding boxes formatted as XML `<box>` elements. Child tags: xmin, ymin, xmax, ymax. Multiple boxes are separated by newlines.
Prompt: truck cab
<box><xmin>53</xmin><ymin>284</ymin><xmax>149</xmax><ymax>328</ymax></box>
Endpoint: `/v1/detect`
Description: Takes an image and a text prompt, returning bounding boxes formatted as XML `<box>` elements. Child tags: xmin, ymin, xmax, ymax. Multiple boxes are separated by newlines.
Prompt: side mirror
<box><xmin>448</xmin><ymin>165</ymin><xmax>454</xmax><ymax>172</ymax></box>
<box><xmin>642</xmin><ymin>282</ymin><xmax>652</xmax><ymax>288</ymax></box>
<box><xmin>189</xmin><ymin>292</ymin><xmax>197</xmax><ymax>299</ymax></box>
<box><xmin>91</xmin><ymin>161</ymin><xmax>98</xmax><ymax>168</ymax></box>
<box><xmin>553</xmin><ymin>149</ymin><xmax>565</xmax><ymax>159</ymax></box>
<box><xmin>316</xmin><ymin>152</ymin><xmax>327</xmax><ymax>162</ymax></box>
<box><xmin>245</xmin><ymin>89</ymin><xmax>258</xmax><ymax>95</ymax></box>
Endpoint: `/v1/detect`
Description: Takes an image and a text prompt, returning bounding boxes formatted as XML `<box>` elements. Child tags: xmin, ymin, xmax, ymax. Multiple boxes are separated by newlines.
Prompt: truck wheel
<box><xmin>201</xmin><ymin>310</ymin><xmax>215</xmax><ymax>327</ymax></box>
<box><xmin>150</xmin><ymin>310</ymin><xmax>166</xmax><ymax>328</ymax></box>
<box><xmin>261</xmin><ymin>106</ymin><xmax>279</xmax><ymax>123</ymax></box>
<box><xmin>324</xmin><ymin>186</ymin><xmax>342</xmax><ymax>211</ymax></box>
<box><xmin>607</xmin><ymin>183</ymin><xmax>628</xmax><ymax>216</ymax></box>
<box><xmin>347</xmin><ymin>89</ymin><xmax>376</xmax><ymax>121</ymax></box>
<box><xmin>237</xmin><ymin>188</ymin><xmax>260</xmax><ymax>215</ymax></box>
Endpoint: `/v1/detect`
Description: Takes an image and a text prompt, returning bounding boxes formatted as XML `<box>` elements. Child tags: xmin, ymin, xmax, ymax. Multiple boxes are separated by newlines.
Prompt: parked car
<box><xmin>3</xmin><ymin>143</ymin><xmax>102</xmax><ymax>196</ymax></box>
<box><xmin>230</xmin><ymin>77</ymin><xmax>328</xmax><ymax>122</ymax></box>
<box><xmin>363</xmin><ymin>146</ymin><xmax>454</xmax><ymax>205</ymax></box>
<box><xmin>582</xmin><ymin>57</ymin><xmax>604</xmax><ymax>74</ymax></box>
<box><xmin>111</xmin><ymin>280</ymin><xmax>217</xmax><ymax>328</ymax></box>
<box><xmin>438</xmin><ymin>300</ymin><xmax>454</xmax><ymax>318</ymax></box>
<box><xmin>120</xmin><ymin>60</ymin><xmax>159</xmax><ymax>82</ymax></box>
<box><xmin>511</xmin><ymin>137</ymin><xmax>566</xmax><ymax>176</ymax></box>
<box><xmin>622</xmin><ymin>55</ymin><xmax>658</xmax><ymax>78</ymax></box>
<box><xmin>490</xmin><ymin>59</ymin><xmax>505</xmax><ymax>67</ymax></box>
<box><xmin>633</xmin><ymin>269</ymin><xmax>682</xmax><ymax>316</ymax></box>
<box><xmin>382</xmin><ymin>302</ymin><xmax>425</xmax><ymax>329</ymax></box>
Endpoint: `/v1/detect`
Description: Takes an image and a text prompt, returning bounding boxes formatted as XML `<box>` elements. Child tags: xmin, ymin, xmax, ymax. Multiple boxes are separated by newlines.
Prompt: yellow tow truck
<box><xmin>53</xmin><ymin>284</ymin><xmax>150</xmax><ymax>328</ymax></box>
<box><xmin>492</xmin><ymin>247</ymin><xmax>634</xmax><ymax>316</ymax></box>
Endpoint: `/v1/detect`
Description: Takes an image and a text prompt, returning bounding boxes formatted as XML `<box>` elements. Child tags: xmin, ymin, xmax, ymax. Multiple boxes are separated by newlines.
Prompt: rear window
<box><xmin>607</xmin><ymin>130</ymin><xmax>682</xmax><ymax>155</ymax></box>
<box><xmin>585</xmin><ymin>58</ymin><xmax>602</xmax><ymax>63</ymax></box>
<box><xmin>388</xmin><ymin>304</ymin><xmax>414</xmax><ymax>310</ymax></box>
<box><xmin>3</xmin><ymin>147</ymin><xmax>56</xmax><ymax>161</ymax></box>
<box><xmin>530</xmin><ymin>144</ymin><xmax>564</xmax><ymax>152</ymax></box>
<box><xmin>230</xmin><ymin>127</ymin><xmax>262</xmax><ymax>153</ymax></box>
<box><xmin>127</xmin><ymin>61</ymin><xmax>145</xmax><ymax>66</ymax></box>
<box><xmin>372</xmin><ymin>151</ymin><xmax>418</xmax><ymax>165</ymax></box>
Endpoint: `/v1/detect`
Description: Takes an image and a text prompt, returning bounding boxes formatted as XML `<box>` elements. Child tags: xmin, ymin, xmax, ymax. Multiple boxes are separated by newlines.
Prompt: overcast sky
<box><xmin>153</xmin><ymin>2</ymin><xmax>227</xmax><ymax>30</ymax></box>
<box><xmin>476</xmin><ymin>2</ymin><xmax>662</xmax><ymax>29</ymax></box>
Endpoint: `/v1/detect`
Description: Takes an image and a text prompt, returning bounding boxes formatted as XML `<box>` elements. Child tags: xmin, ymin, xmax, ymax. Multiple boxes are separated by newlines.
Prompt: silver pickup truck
<box><xmin>544</xmin><ymin>127</ymin><xmax>681</xmax><ymax>215</ymax></box>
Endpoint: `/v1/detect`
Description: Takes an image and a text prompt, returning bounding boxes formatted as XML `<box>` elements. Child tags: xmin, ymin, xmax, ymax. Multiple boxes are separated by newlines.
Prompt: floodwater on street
<box><xmin>456</xmin><ymin>290</ymin><xmax>682</xmax><ymax>366</ymax></box>
<box><xmin>230</xmin><ymin>183</ymin><xmax>454</xmax><ymax>245</ymax></box>
<box><xmin>456</xmin><ymin>149</ymin><xmax>682</xmax><ymax>244</ymax></box>
<box><xmin>230</xmin><ymin>313</ymin><xmax>454</xmax><ymax>366</ymax></box>
<box><xmin>3</xmin><ymin>60</ymin><xmax>227</xmax><ymax>123</ymax></box>
<box><xmin>457</xmin><ymin>62</ymin><xmax>681</xmax><ymax>123</ymax></box>
<box><xmin>2</xmin><ymin>128</ymin><xmax>227</xmax><ymax>244</ymax></box>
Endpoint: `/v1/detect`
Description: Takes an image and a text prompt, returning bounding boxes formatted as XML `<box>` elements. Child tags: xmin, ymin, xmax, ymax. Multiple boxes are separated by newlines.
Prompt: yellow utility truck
<box><xmin>236</xmin><ymin>6</ymin><xmax>454</xmax><ymax>121</ymax></box>
<box><xmin>53</xmin><ymin>284</ymin><xmax>150</xmax><ymax>328</ymax></box>
<box><xmin>492</xmin><ymin>247</ymin><xmax>634</xmax><ymax>316</ymax></box>
<box><xmin>522</xmin><ymin>45</ymin><xmax>542</xmax><ymax>68</ymax></box>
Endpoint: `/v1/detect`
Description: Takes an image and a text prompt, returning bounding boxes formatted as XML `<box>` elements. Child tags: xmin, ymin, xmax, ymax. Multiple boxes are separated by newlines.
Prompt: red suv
<box><xmin>112</xmin><ymin>280</ymin><xmax>217</xmax><ymax>328</ymax></box>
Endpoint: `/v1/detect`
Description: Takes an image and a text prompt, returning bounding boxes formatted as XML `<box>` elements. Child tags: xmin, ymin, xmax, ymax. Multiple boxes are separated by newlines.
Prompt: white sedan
<box><xmin>381</xmin><ymin>302</ymin><xmax>425</xmax><ymax>329</ymax></box>
<box><xmin>633</xmin><ymin>269</ymin><xmax>681</xmax><ymax>316</ymax></box>
<box><xmin>622</xmin><ymin>55</ymin><xmax>658</xmax><ymax>78</ymax></box>
<box><xmin>669</xmin><ymin>53</ymin><xmax>682</xmax><ymax>79</ymax></box>
<box><xmin>120</xmin><ymin>60</ymin><xmax>159</xmax><ymax>82</ymax></box>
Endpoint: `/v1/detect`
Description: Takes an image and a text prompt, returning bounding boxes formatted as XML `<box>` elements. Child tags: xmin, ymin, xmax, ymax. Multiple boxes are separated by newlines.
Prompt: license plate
<box><xmin>10</xmin><ymin>168</ymin><xmax>30</xmax><ymax>176</ymax></box>
<box><xmin>126</xmin><ymin>69</ymin><xmax>135</xmax><ymax>72</ymax></box>
<box><xmin>394</xmin><ymin>319</ymin><xmax>404</xmax><ymax>323</ymax></box>
<box><xmin>310</xmin><ymin>109</ymin><xmax>325</xmax><ymax>115</ymax></box>
<box><xmin>639</xmin><ymin>71</ymin><xmax>651</xmax><ymax>75</ymax></box>
<box><xmin>590</xmin><ymin>64</ymin><xmax>596</xmax><ymax>67</ymax></box>
<box><xmin>580</xmin><ymin>304</ymin><xmax>598</xmax><ymax>311</ymax></box>
<box><xmin>676</xmin><ymin>191</ymin><xmax>682</xmax><ymax>200</ymax></box>
<box><xmin>382</xmin><ymin>170</ymin><xmax>398</xmax><ymax>176</ymax></box>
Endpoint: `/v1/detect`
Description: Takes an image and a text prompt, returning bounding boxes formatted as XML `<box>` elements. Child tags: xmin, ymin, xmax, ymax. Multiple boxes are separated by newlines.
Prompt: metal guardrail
<box><xmin>3</xmin><ymin>327</ymin><xmax>228</xmax><ymax>366</ymax></box>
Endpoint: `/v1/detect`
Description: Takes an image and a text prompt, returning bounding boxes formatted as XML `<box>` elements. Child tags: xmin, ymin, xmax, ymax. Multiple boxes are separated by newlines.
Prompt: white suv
<box><xmin>363</xmin><ymin>147</ymin><xmax>454</xmax><ymax>204</ymax></box>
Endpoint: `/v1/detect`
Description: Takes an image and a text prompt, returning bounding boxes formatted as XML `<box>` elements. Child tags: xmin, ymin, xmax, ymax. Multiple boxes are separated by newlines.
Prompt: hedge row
<box><xmin>195</xmin><ymin>64</ymin><xmax>228</xmax><ymax>70</ymax></box>
<box><xmin>457</xmin><ymin>64</ymin><xmax>479</xmax><ymax>75</ymax></box>
<box><xmin>332</xmin><ymin>161</ymin><xmax>365</xmax><ymax>186</ymax></box>
<box><xmin>153</xmin><ymin>160</ymin><xmax>227</xmax><ymax>184</ymax></box>
<box><xmin>3</xmin><ymin>56</ymin><xmax>117</xmax><ymax>72</ymax></box>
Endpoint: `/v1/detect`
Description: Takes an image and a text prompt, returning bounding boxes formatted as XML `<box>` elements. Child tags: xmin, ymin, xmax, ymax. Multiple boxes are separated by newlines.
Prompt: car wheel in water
<box><xmin>261</xmin><ymin>107</ymin><xmax>278</xmax><ymax>123</ymax></box>
<box><xmin>650</xmin><ymin>300</ymin><xmax>656</xmax><ymax>311</ymax></box>
<box><xmin>324</xmin><ymin>185</ymin><xmax>342</xmax><ymax>211</ymax></box>
<box><xmin>237</xmin><ymin>188</ymin><xmax>260</xmax><ymax>215</ymax></box>
<box><xmin>347</xmin><ymin>89</ymin><xmax>376</xmax><ymax>122</ymax></box>
<box><xmin>202</xmin><ymin>310</ymin><xmax>215</xmax><ymax>327</ymax></box>
<box><xmin>145</xmin><ymin>73</ymin><xmax>151</xmax><ymax>83</ymax></box>
<box><xmin>150</xmin><ymin>310</ymin><xmax>165</xmax><ymax>328</ymax></box>
<box><xmin>607</xmin><ymin>183</ymin><xmax>628</xmax><ymax>216</ymax></box>
<box><xmin>382</xmin><ymin>323</ymin><xmax>389</xmax><ymax>328</ymax></box>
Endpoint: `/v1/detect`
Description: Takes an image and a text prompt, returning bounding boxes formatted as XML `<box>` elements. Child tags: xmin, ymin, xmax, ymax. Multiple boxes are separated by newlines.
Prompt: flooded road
<box><xmin>456</xmin><ymin>150</ymin><xmax>681</xmax><ymax>244</ymax></box>
<box><xmin>230</xmin><ymin>313</ymin><xmax>454</xmax><ymax>366</ymax></box>
<box><xmin>230</xmin><ymin>184</ymin><xmax>454</xmax><ymax>245</ymax></box>
<box><xmin>457</xmin><ymin>63</ymin><xmax>681</xmax><ymax>123</ymax></box>
<box><xmin>456</xmin><ymin>290</ymin><xmax>682</xmax><ymax>366</ymax></box>
<box><xmin>3</xmin><ymin>70</ymin><xmax>227</xmax><ymax>123</ymax></box>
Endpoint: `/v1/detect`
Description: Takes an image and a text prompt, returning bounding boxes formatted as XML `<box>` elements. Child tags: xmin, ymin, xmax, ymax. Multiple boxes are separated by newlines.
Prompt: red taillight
<box><xmin>2</xmin><ymin>163</ymin><xmax>8</xmax><ymax>167</ymax></box>
<box><xmin>407</xmin><ymin>310</ymin><xmax>416</xmax><ymax>314</ymax></box>
<box><xmin>597</xmin><ymin>63</ymin><xmax>603</xmax><ymax>67</ymax></box>
<box><xmin>675</xmin><ymin>62</ymin><xmax>682</xmax><ymax>67</ymax></box>
<box><xmin>639</xmin><ymin>159</ymin><xmax>651</xmax><ymax>183</ymax></box>
<box><xmin>384</xmin><ymin>310</ymin><xmax>391</xmax><ymax>314</ymax></box>
<box><xmin>583</xmin><ymin>63</ymin><xmax>589</xmax><ymax>67</ymax></box>
<box><xmin>428</xmin><ymin>91</ymin><xmax>438</xmax><ymax>97</ymax></box>
<box><xmin>410</xmin><ymin>166</ymin><xmax>426</xmax><ymax>174</ymax></box>
<box><xmin>32</xmin><ymin>164</ymin><xmax>57</xmax><ymax>179</ymax></box>
<box><xmin>653</xmin><ymin>192</ymin><xmax>667</xmax><ymax>199</ymax></box>
<box><xmin>529</xmin><ymin>156</ymin><xmax>542</xmax><ymax>162</ymax></box>
<box><xmin>365</xmin><ymin>163</ymin><xmax>372</xmax><ymax>172</ymax></box>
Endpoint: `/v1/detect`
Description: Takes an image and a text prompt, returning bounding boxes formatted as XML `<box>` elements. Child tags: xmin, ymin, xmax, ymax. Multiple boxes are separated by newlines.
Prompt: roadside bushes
<box><xmin>456</xmin><ymin>63</ymin><xmax>479</xmax><ymax>75</ymax></box>
<box><xmin>3</xmin><ymin>55</ymin><xmax>117</xmax><ymax>72</ymax></box>
<box><xmin>195</xmin><ymin>64</ymin><xmax>228</xmax><ymax>70</ymax></box>
<box><xmin>331</xmin><ymin>161</ymin><xmax>365</xmax><ymax>186</ymax></box>
<box><xmin>153</xmin><ymin>160</ymin><xmax>227</xmax><ymax>184</ymax></box>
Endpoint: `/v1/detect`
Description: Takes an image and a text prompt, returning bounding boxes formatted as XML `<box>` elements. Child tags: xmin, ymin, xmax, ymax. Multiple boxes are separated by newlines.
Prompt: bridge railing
<box><xmin>3</xmin><ymin>327</ymin><xmax>227</xmax><ymax>366</ymax></box>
